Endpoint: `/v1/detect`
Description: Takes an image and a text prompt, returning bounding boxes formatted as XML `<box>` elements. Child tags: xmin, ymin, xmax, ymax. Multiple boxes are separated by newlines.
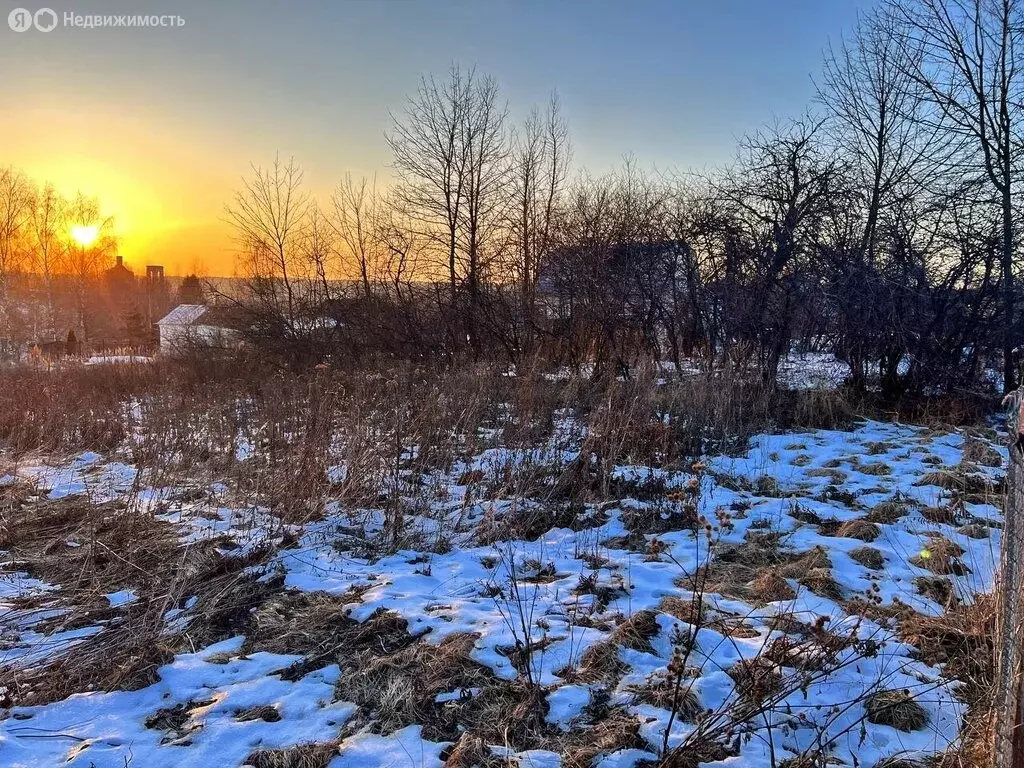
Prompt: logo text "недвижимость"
<box><xmin>8</xmin><ymin>8</ymin><xmax>185</xmax><ymax>32</ymax></box>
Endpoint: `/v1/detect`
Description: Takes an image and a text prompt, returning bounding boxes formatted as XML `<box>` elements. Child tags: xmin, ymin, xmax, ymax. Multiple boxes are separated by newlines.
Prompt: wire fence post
<box><xmin>996</xmin><ymin>387</ymin><xmax>1024</xmax><ymax>768</ymax></box>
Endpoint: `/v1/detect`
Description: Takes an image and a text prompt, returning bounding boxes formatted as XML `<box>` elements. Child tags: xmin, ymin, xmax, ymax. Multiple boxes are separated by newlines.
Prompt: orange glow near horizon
<box><xmin>7</xmin><ymin>99</ymin><xmax>242</xmax><ymax>277</ymax></box>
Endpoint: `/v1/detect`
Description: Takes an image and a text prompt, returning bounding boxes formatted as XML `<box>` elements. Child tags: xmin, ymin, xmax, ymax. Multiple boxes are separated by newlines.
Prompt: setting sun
<box><xmin>70</xmin><ymin>225</ymin><xmax>99</xmax><ymax>247</ymax></box>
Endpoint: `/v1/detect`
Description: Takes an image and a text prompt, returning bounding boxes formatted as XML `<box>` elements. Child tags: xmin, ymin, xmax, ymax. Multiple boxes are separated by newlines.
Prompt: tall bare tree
<box><xmin>511</xmin><ymin>93</ymin><xmax>570</xmax><ymax>352</ymax></box>
<box><xmin>460</xmin><ymin>72</ymin><xmax>508</xmax><ymax>354</ymax></box>
<box><xmin>332</xmin><ymin>174</ymin><xmax>380</xmax><ymax>299</ymax></box>
<box><xmin>226</xmin><ymin>156</ymin><xmax>311</xmax><ymax>336</ymax></box>
<box><xmin>388</xmin><ymin>65</ymin><xmax>509</xmax><ymax>355</ymax></box>
<box><xmin>388</xmin><ymin>66</ymin><xmax>473</xmax><ymax>294</ymax></box>
<box><xmin>28</xmin><ymin>183</ymin><xmax>67</xmax><ymax>335</ymax></box>
<box><xmin>889</xmin><ymin>0</ymin><xmax>1024</xmax><ymax>391</ymax></box>
<box><xmin>0</xmin><ymin>167</ymin><xmax>32</xmax><ymax>356</ymax></box>
<box><xmin>65</xmin><ymin>192</ymin><xmax>116</xmax><ymax>344</ymax></box>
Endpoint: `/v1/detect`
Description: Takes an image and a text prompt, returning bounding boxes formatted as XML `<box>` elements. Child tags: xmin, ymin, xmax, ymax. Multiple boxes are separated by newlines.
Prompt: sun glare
<box><xmin>71</xmin><ymin>225</ymin><xmax>99</xmax><ymax>247</ymax></box>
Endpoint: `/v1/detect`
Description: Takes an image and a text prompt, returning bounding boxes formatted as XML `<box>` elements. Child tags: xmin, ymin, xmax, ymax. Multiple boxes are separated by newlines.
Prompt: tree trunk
<box><xmin>1003</xmin><ymin>187</ymin><xmax>1016</xmax><ymax>393</ymax></box>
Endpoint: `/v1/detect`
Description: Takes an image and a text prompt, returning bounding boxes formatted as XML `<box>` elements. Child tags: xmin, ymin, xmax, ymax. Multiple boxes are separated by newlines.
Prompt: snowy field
<box><xmin>0</xmin><ymin>386</ymin><xmax>1006</xmax><ymax>767</ymax></box>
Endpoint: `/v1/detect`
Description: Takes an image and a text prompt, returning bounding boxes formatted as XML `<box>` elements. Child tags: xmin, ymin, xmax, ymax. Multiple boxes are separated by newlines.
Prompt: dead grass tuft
<box><xmin>443</xmin><ymin>732</ymin><xmax>504</xmax><ymax>767</ymax></box>
<box><xmin>872</xmin><ymin>758</ymin><xmax>927</xmax><ymax>768</ymax></box>
<box><xmin>915</xmin><ymin>469</ymin><xmax>996</xmax><ymax>496</ymax></box>
<box><xmin>660</xmin><ymin>738</ymin><xmax>735</xmax><ymax>768</ymax></box>
<box><xmin>245</xmin><ymin>742</ymin><xmax>339</xmax><ymax>768</ymax></box>
<box><xmin>806</xmin><ymin>467</ymin><xmax>848</xmax><ymax>484</ymax></box>
<box><xmin>859</xmin><ymin>461</ymin><xmax>892</xmax><ymax>476</ymax></box>
<box><xmin>561</xmin><ymin>708</ymin><xmax>646</xmax><ymax>768</ymax></box>
<box><xmin>867</xmin><ymin>500</ymin><xmax>910</xmax><ymax>524</ymax></box>
<box><xmin>835</xmin><ymin>518</ymin><xmax>881</xmax><ymax>542</ymax></box>
<box><xmin>849</xmin><ymin>546</ymin><xmax>885</xmax><ymax>570</ymax></box>
<box><xmin>727</xmin><ymin>657</ymin><xmax>782</xmax><ymax>704</ymax></box>
<box><xmin>750</xmin><ymin>571</ymin><xmax>796</xmax><ymax>603</ymax></box>
<box><xmin>247</xmin><ymin>596</ymin><xmax>413</xmax><ymax>680</ymax></box>
<box><xmin>799</xmin><ymin>568</ymin><xmax>844</xmax><ymax>601</ymax></box>
<box><xmin>658</xmin><ymin>595</ymin><xmax>705</xmax><ymax>625</ymax></box>
<box><xmin>956</xmin><ymin>523</ymin><xmax>990</xmax><ymax>539</ymax></box>
<box><xmin>610</xmin><ymin>609</ymin><xmax>660</xmax><ymax>653</ymax></box>
<box><xmin>920</xmin><ymin>505</ymin><xmax>958</xmax><ymax>525</ymax></box>
<box><xmin>909</xmin><ymin>536</ymin><xmax>968</xmax><ymax>576</ymax></box>
<box><xmin>627</xmin><ymin>673</ymin><xmax>702</xmax><ymax>720</ymax></box>
<box><xmin>333</xmin><ymin>632</ymin><xmax>492</xmax><ymax>739</ymax></box>
<box><xmin>576</xmin><ymin>640</ymin><xmax>626</xmax><ymax>684</ymax></box>
<box><xmin>961</xmin><ymin>438</ymin><xmax>1001</xmax><ymax>467</ymax></box>
<box><xmin>235</xmin><ymin>704</ymin><xmax>282</xmax><ymax>722</ymax></box>
<box><xmin>913</xmin><ymin>576</ymin><xmax>958</xmax><ymax>607</ymax></box>
<box><xmin>145</xmin><ymin>698</ymin><xmax>212</xmax><ymax>744</ymax></box>
<box><xmin>864</xmin><ymin>689</ymin><xmax>929</xmax><ymax>731</ymax></box>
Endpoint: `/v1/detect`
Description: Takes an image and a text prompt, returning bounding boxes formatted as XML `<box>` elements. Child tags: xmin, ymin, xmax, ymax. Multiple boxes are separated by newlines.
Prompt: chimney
<box><xmin>116</xmin><ymin>255</ymin><xmax>123</xmax><ymax>268</ymax></box>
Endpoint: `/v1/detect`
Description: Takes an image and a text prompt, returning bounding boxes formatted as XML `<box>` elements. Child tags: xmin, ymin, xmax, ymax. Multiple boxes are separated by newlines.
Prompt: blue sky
<box><xmin>1</xmin><ymin>0</ymin><xmax>875</xmax><ymax>271</ymax></box>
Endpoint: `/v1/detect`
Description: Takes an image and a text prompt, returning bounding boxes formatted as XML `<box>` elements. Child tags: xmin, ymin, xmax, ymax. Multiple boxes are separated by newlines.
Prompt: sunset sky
<box><xmin>2</xmin><ymin>0</ymin><xmax>872</xmax><ymax>276</ymax></box>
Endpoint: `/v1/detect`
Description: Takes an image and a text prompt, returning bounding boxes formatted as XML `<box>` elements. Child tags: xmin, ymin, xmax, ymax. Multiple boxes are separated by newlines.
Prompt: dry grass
<box><xmin>872</xmin><ymin>758</ymin><xmax>926</xmax><ymax>768</ymax></box>
<box><xmin>575</xmin><ymin>640</ymin><xmax>627</xmax><ymax>684</ymax></box>
<box><xmin>0</xmin><ymin>492</ymin><xmax>275</xmax><ymax>707</ymax></box>
<box><xmin>777</xmin><ymin>545</ymin><xmax>832</xmax><ymax>577</ymax></box>
<box><xmin>805</xmin><ymin>467</ymin><xmax>848</xmax><ymax>484</ymax></box>
<box><xmin>835</xmin><ymin>518</ymin><xmax>882</xmax><ymax>542</ymax></box>
<box><xmin>915</xmin><ymin>469</ymin><xmax>996</xmax><ymax>496</ymax></box>
<box><xmin>859</xmin><ymin>461</ymin><xmax>892</xmax><ymax>476</ymax></box>
<box><xmin>0</xmin><ymin>361</ymin><xmax>1002</xmax><ymax>767</ymax></box>
<box><xmin>920</xmin><ymin>505</ymin><xmax>959</xmax><ymax>525</ymax></box>
<box><xmin>235</xmin><ymin>704</ymin><xmax>282</xmax><ymax>722</ymax></box>
<box><xmin>248</xmin><ymin>598</ymin><xmax>414</xmax><ymax>680</ymax></box>
<box><xmin>913</xmin><ymin>576</ymin><xmax>958</xmax><ymax>607</ymax></box>
<box><xmin>560</xmin><ymin>708</ymin><xmax>647</xmax><ymax>768</ymax></box>
<box><xmin>727</xmin><ymin>657</ymin><xmax>783</xmax><ymax>704</ymax></box>
<box><xmin>333</xmin><ymin>632</ymin><xmax>492</xmax><ymax>739</ymax></box>
<box><xmin>797</xmin><ymin>568</ymin><xmax>844</xmax><ymax>601</ymax></box>
<box><xmin>956</xmin><ymin>523</ymin><xmax>990</xmax><ymax>539</ymax></box>
<box><xmin>850</xmin><ymin>545</ymin><xmax>885</xmax><ymax>570</ymax></box>
<box><xmin>627</xmin><ymin>674</ymin><xmax>702</xmax><ymax>720</ymax></box>
<box><xmin>245</xmin><ymin>742</ymin><xmax>339</xmax><ymax>768</ymax></box>
<box><xmin>443</xmin><ymin>733</ymin><xmax>505</xmax><ymax>767</ymax></box>
<box><xmin>909</xmin><ymin>536</ymin><xmax>968</xmax><ymax>576</ymax></box>
<box><xmin>864</xmin><ymin>689</ymin><xmax>929</xmax><ymax>731</ymax></box>
<box><xmin>867</xmin><ymin>499</ymin><xmax>910</xmax><ymax>524</ymax></box>
<box><xmin>658</xmin><ymin>595</ymin><xmax>705</xmax><ymax>625</ymax></box>
<box><xmin>750</xmin><ymin>571</ymin><xmax>796</xmax><ymax>603</ymax></box>
<box><xmin>961</xmin><ymin>438</ymin><xmax>1001</xmax><ymax>468</ymax></box>
<box><xmin>610</xmin><ymin>609</ymin><xmax>660</xmax><ymax>653</ymax></box>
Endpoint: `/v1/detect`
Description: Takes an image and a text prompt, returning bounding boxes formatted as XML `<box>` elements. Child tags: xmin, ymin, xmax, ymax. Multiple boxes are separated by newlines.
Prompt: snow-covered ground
<box><xmin>0</xmin><ymin>411</ymin><xmax>1005</xmax><ymax>767</ymax></box>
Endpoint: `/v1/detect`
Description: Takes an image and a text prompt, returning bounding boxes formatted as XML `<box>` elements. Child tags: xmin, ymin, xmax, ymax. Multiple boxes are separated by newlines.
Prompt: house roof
<box><xmin>157</xmin><ymin>304</ymin><xmax>207</xmax><ymax>326</ymax></box>
<box><xmin>157</xmin><ymin>303</ymin><xmax>250</xmax><ymax>331</ymax></box>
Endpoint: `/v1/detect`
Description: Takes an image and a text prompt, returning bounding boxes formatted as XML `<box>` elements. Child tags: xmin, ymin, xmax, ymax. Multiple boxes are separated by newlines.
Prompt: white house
<box><xmin>157</xmin><ymin>304</ymin><xmax>244</xmax><ymax>353</ymax></box>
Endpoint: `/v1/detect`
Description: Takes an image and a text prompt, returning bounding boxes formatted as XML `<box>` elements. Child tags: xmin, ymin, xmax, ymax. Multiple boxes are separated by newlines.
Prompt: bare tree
<box><xmin>388</xmin><ymin>65</ymin><xmax>473</xmax><ymax>295</ymax></box>
<box><xmin>28</xmin><ymin>183</ymin><xmax>67</xmax><ymax>336</ymax></box>
<box><xmin>226</xmin><ymin>156</ymin><xmax>311</xmax><ymax>336</ymax></box>
<box><xmin>0</xmin><ymin>167</ymin><xmax>32</xmax><ymax>357</ymax></box>
<box><xmin>65</xmin><ymin>192</ymin><xmax>116</xmax><ymax>344</ymax></box>
<box><xmin>888</xmin><ymin>0</ymin><xmax>1024</xmax><ymax>391</ymax></box>
<box><xmin>510</xmin><ymin>93</ymin><xmax>570</xmax><ymax>354</ymax></box>
<box><xmin>818</xmin><ymin>9</ymin><xmax>941</xmax><ymax>388</ymax></box>
<box><xmin>388</xmin><ymin>65</ymin><xmax>509</xmax><ymax>355</ymax></box>
<box><xmin>460</xmin><ymin>71</ymin><xmax>508</xmax><ymax>355</ymax></box>
<box><xmin>716</xmin><ymin>118</ymin><xmax>849</xmax><ymax>381</ymax></box>
<box><xmin>332</xmin><ymin>174</ymin><xmax>380</xmax><ymax>299</ymax></box>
